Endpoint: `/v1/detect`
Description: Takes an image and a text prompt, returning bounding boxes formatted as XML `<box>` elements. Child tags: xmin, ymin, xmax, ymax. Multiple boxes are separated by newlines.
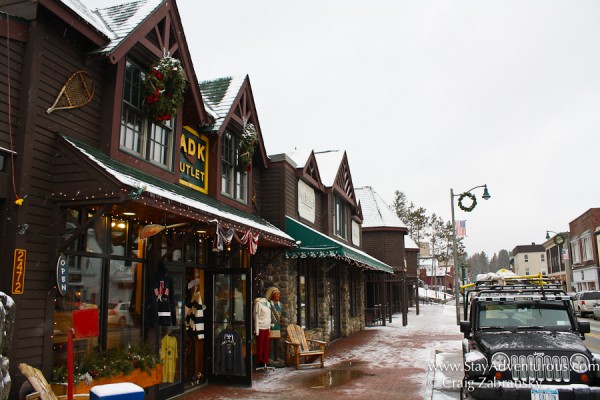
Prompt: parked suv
<box><xmin>573</xmin><ymin>291</ymin><xmax>600</xmax><ymax>317</ymax></box>
<box><xmin>460</xmin><ymin>271</ymin><xmax>600</xmax><ymax>399</ymax></box>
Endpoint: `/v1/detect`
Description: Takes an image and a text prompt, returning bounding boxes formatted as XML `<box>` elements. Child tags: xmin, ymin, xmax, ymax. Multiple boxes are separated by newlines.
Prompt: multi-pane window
<box><xmin>540</xmin><ymin>253</ymin><xmax>545</xmax><ymax>262</ymax></box>
<box><xmin>334</xmin><ymin>196</ymin><xmax>347</xmax><ymax>239</ymax></box>
<box><xmin>120</xmin><ymin>60</ymin><xmax>174</xmax><ymax>169</ymax></box>
<box><xmin>524</xmin><ymin>254</ymin><xmax>529</xmax><ymax>263</ymax></box>
<box><xmin>221</xmin><ymin>130</ymin><xmax>248</xmax><ymax>203</ymax></box>
<box><xmin>298</xmin><ymin>259</ymin><xmax>318</xmax><ymax>329</ymax></box>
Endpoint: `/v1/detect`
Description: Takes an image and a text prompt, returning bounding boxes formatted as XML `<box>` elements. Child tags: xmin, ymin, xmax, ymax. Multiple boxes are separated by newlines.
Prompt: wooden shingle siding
<box><xmin>0</xmin><ymin>36</ymin><xmax>25</xmax><ymax>151</ymax></box>
<box><xmin>260</xmin><ymin>162</ymin><xmax>286</xmax><ymax>229</ymax></box>
<box><xmin>362</xmin><ymin>231</ymin><xmax>405</xmax><ymax>268</ymax></box>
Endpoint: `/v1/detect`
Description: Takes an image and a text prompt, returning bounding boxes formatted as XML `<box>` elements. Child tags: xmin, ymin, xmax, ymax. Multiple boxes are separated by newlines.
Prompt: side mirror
<box><xmin>579</xmin><ymin>321</ymin><xmax>591</xmax><ymax>334</ymax></box>
<box><xmin>460</xmin><ymin>321</ymin><xmax>471</xmax><ymax>337</ymax></box>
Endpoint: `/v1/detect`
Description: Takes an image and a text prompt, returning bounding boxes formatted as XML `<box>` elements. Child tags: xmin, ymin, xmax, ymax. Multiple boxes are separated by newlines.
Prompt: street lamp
<box><xmin>451</xmin><ymin>184</ymin><xmax>490</xmax><ymax>324</ymax></box>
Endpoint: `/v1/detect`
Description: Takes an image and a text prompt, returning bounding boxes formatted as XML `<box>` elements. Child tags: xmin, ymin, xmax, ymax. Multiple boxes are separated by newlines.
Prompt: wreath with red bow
<box><xmin>143</xmin><ymin>56</ymin><xmax>187</xmax><ymax>122</ymax></box>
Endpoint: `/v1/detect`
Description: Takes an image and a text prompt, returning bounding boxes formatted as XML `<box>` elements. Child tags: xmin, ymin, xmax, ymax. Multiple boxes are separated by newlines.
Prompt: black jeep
<box><xmin>460</xmin><ymin>277</ymin><xmax>600</xmax><ymax>399</ymax></box>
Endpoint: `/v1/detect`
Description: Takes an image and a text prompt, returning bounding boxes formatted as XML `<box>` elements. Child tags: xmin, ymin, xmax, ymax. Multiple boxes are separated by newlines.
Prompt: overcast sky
<box><xmin>82</xmin><ymin>0</ymin><xmax>600</xmax><ymax>257</ymax></box>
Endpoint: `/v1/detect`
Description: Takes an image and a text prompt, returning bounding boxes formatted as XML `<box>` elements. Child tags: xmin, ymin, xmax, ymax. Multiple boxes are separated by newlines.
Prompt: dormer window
<box><xmin>221</xmin><ymin>130</ymin><xmax>248</xmax><ymax>203</ymax></box>
<box><xmin>120</xmin><ymin>60</ymin><xmax>174</xmax><ymax>169</ymax></box>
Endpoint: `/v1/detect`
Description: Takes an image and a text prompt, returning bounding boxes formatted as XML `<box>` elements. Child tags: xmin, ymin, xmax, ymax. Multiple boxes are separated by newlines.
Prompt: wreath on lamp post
<box><xmin>238</xmin><ymin>122</ymin><xmax>258</xmax><ymax>172</ymax></box>
<box><xmin>458</xmin><ymin>192</ymin><xmax>477</xmax><ymax>212</ymax></box>
<box><xmin>143</xmin><ymin>55</ymin><xmax>187</xmax><ymax>122</ymax></box>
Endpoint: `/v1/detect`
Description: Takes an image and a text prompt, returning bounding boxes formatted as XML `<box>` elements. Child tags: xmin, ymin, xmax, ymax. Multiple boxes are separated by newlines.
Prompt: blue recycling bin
<box><xmin>89</xmin><ymin>382</ymin><xmax>144</xmax><ymax>400</ymax></box>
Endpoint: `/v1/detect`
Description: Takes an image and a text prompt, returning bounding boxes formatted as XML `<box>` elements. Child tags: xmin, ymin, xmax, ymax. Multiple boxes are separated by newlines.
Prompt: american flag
<box><xmin>455</xmin><ymin>220</ymin><xmax>467</xmax><ymax>238</ymax></box>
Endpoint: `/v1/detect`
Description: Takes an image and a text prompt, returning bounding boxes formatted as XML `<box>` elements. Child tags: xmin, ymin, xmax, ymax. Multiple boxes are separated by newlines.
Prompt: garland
<box><xmin>143</xmin><ymin>56</ymin><xmax>187</xmax><ymax>122</ymax></box>
<box><xmin>238</xmin><ymin>122</ymin><xmax>258</xmax><ymax>172</ymax></box>
<box><xmin>458</xmin><ymin>192</ymin><xmax>477</xmax><ymax>212</ymax></box>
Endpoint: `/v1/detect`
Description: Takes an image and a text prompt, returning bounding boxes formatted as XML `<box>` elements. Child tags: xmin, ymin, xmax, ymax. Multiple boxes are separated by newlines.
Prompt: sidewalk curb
<box><xmin>423</xmin><ymin>348</ymin><xmax>437</xmax><ymax>400</ymax></box>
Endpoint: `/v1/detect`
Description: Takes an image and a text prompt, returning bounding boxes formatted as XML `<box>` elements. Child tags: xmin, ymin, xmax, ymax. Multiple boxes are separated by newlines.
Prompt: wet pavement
<box><xmin>176</xmin><ymin>303</ymin><xmax>463</xmax><ymax>400</ymax></box>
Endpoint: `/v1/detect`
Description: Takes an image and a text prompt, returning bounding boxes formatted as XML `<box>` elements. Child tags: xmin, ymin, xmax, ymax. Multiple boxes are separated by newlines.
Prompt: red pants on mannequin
<box><xmin>256</xmin><ymin>329</ymin><xmax>270</xmax><ymax>366</ymax></box>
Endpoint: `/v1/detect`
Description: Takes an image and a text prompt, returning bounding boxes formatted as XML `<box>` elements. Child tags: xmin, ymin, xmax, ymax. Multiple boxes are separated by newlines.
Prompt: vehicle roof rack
<box><xmin>460</xmin><ymin>272</ymin><xmax>556</xmax><ymax>294</ymax></box>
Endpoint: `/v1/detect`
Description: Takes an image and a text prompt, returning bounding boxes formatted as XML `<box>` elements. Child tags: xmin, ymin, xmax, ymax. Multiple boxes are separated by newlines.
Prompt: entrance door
<box><xmin>157</xmin><ymin>266</ymin><xmax>185</xmax><ymax>399</ymax></box>
<box><xmin>326</xmin><ymin>266</ymin><xmax>341</xmax><ymax>340</ymax></box>
<box><xmin>206</xmin><ymin>270</ymin><xmax>252</xmax><ymax>386</ymax></box>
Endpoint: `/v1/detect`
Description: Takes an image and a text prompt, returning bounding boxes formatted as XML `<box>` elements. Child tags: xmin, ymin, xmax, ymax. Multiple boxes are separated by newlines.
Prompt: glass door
<box><xmin>157</xmin><ymin>266</ymin><xmax>185</xmax><ymax>399</ymax></box>
<box><xmin>207</xmin><ymin>270</ymin><xmax>252</xmax><ymax>386</ymax></box>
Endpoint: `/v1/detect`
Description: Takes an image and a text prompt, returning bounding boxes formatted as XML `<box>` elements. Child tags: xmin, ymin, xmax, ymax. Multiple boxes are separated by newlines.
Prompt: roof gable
<box><xmin>200</xmin><ymin>75</ymin><xmax>269</xmax><ymax>167</ymax></box>
<box><xmin>314</xmin><ymin>150</ymin><xmax>357</xmax><ymax>205</ymax></box>
<box><xmin>355</xmin><ymin>186</ymin><xmax>407</xmax><ymax>229</ymax></box>
<box><xmin>59</xmin><ymin>0</ymin><xmax>210</xmax><ymax>126</ymax></box>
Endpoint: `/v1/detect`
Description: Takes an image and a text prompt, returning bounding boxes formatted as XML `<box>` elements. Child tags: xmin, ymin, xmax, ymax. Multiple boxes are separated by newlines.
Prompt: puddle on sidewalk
<box><xmin>302</xmin><ymin>364</ymin><xmax>374</xmax><ymax>390</ymax></box>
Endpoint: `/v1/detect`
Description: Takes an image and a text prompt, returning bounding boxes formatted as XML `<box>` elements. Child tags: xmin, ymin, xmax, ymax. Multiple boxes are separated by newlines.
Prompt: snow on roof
<box><xmin>285</xmin><ymin>149</ymin><xmax>312</xmax><ymax>168</ymax></box>
<box><xmin>62</xmin><ymin>136</ymin><xmax>293</xmax><ymax>241</ymax></box>
<box><xmin>313</xmin><ymin>150</ymin><xmax>343</xmax><ymax>187</ymax></box>
<box><xmin>405</xmin><ymin>235</ymin><xmax>419</xmax><ymax>250</ymax></box>
<box><xmin>199</xmin><ymin>75</ymin><xmax>246</xmax><ymax>131</ymax></box>
<box><xmin>89</xmin><ymin>0</ymin><xmax>164</xmax><ymax>55</ymax></box>
<box><xmin>355</xmin><ymin>186</ymin><xmax>407</xmax><ymax>229</ymax></box>
<box><xmin>60</xmin><ymin>0</ymin><xmax>116</xmax><ymax>39</ymax></box>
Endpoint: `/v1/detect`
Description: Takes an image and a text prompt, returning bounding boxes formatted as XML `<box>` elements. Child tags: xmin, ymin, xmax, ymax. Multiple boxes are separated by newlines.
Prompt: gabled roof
<box><xmin>313</xmin><ymin>150</ymin><xmax>344</xmax><ymax>187</ymax></box>
<box><xmin>355</xmin><ymin>186</ymin><xmax>407</xmax><ymax>230</ymax></box>
<box><xmin>314</xmin><ymin>150</ymin><xmax>357</xmax><ymax>206</ymax></box>
<box><xmin>90</xmin><ymin>0</ymin><xmax>163</xmax><ymax>55</ymax></box>
<box><xmin>199</xmin><ymin>76</ymin><xmax>247</xmax><ymax>132</ymax></box>
<box><xmin>199</xmin><ymin>75</ymin><xmax>269</xmax><ymax>168</ymax></box>
<box><xmin>55</xmin><ymin>0</ymin><xmax>210</xmax><ymax>126</ymax></box>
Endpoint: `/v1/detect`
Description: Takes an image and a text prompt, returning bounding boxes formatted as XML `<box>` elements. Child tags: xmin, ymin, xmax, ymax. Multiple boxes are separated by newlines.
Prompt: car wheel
<box><xmin>576</xmin><ymin>308</ymin><xmax>582</xmax><ymax>317</ymax></box>
<box><xmin>118</xmin><ymin>316</ymin><xmax>126</xmax><ymax>328</ymax></box>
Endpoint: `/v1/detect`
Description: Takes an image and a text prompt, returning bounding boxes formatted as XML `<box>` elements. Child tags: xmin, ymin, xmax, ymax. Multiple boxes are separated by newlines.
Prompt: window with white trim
<box><xmin>221</xmin><ymin>130</ymin><xmax>248</xmax><ymax>203</ymax></box>
<box><xmin>334</xmin><ymin>196</ymin><xmax>347</xmax><ymax>239</ymax></box>
<box><xmin>582</xmin><ymin>234</ymin><xmax>593</xmax><ymax>261</ymax></box>
<box><xmin>524</xmin><ymin>254</ymin><xmax>529</xmax><ymax>262</ymax></box>
<box><xmin>571</xmin><ymin>239</ymin><xmax>581</xmax><ymax>264</ymax></box>
<box><xmin>120</xmin><ymin>60</ymin><xmax>174</xmax><ymax>169</ymax></box>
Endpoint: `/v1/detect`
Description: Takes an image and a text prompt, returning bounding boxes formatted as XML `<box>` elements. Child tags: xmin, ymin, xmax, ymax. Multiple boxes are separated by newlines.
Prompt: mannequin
<box><xmin>253</xmin><ymin>292</ymin><xmax>271</xmax><ymax>368</ymax></box>
<box><xmin>266</xmin><ymin>287</ymin><xmax>281</xmax><ymax>339</ymax></box>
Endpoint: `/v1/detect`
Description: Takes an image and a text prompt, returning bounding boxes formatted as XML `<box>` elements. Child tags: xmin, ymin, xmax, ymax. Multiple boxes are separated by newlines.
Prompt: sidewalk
<box><xmin>177</xmin><ymin>303</ymin><xmax>463</xmax><ymax>400</ymax></box>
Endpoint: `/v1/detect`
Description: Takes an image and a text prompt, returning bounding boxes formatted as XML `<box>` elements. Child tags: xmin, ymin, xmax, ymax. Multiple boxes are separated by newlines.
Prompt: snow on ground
<box><xmin>419</xmin><ymin>287</ymin><xmax>455</xmax><ymax>301</ymax></box>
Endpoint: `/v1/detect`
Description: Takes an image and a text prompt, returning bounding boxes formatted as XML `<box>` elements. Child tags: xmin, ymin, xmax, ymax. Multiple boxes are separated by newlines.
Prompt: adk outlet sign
<box><xmin>179</xmin><ymin>126</ymin><xmax>209</xmax><ymax>193</ymax></box>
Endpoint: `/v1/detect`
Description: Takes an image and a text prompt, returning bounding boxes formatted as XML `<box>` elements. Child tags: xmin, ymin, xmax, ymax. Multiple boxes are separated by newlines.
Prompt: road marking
<box><xmin>587</xmin><ymin>332</ymin><xmax>600</xmax><ymax>339</ymax></box>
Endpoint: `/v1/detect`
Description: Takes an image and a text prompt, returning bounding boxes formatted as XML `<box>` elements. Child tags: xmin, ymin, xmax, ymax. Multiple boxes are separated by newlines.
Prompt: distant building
<box><xmin>511</xmin><ymin>243</ymin><xmax>546</xmax><ymax>276</ymax></box>
<box><xmin>568</xmin><ymin>208</ymin><xmax>600</xmax><ymax>292</ymax></box>
<box><xmin>543</xmin><ymin>232</ymin><xmax>571</xmax><ymax>292</ymax></box>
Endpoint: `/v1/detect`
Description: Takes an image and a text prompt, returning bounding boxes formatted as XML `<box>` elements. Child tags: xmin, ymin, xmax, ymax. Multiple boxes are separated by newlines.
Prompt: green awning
<box><xmin>285</xmin><ymin>216</ymin><xmax>393</xmax><ymax>273</ymax></box>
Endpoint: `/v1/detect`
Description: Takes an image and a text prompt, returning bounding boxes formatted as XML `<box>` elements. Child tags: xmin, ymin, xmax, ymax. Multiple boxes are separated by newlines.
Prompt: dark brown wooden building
<box><xmin>264</xmin><ymin>150</ymin><xmax>394</xmax><ymax>344</ymax></box>
<box><xmin>0</xmin><ymin>1</ymin><xmax>294</xmax><ymax>398</ymax></box>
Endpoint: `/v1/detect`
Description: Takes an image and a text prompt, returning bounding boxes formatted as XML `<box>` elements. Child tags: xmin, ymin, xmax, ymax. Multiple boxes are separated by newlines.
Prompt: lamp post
<box><xmin>451</xmin><ymin>184</ymin><xmax>490</xmax><ymax>324</ymax></box>
<box><xmin>436</xmin><ymin>255</ymin><xmax>448</xmax><ymax>300</ymax></box>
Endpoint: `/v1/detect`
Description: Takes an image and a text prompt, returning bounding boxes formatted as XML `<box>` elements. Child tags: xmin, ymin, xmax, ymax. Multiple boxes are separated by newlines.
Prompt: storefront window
<box><xmin>53</xmin><ymin>209</ymin><xmax>146</xmax><ymax>382</ymax></box>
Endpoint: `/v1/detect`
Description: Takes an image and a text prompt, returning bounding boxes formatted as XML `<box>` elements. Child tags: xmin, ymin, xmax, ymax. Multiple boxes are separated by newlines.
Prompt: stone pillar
<box><xmin>0</xmin><ymin>292</ymin><xmax>16</xmax><ymax>400</ymax></box>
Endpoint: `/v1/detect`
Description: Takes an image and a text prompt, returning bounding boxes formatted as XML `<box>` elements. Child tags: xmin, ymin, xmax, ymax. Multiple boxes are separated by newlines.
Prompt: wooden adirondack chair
<box><xmin>18</xmin><ymin>363</ymin><xmax>88</xmax><ymax>400</ymax></box>
<box><xmin>284</xmin><ymin>324</ymin><xmax>327</xmax><ymax>369</ymax></box>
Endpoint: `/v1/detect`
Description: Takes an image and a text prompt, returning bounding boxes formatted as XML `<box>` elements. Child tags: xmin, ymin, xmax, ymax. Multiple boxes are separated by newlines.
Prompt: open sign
<box><xmin>56</xmin><ymin>254</ymin><xmax>69</xmax><ymax>296</ymax></box>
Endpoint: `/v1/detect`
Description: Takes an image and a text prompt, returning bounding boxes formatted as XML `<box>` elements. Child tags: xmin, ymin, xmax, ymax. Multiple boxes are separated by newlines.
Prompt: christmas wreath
<box><xmin>458</xmin><ymin>192</ymin><xmax>477</xmax><ymax>212</ymax></box>
<box><xmin>238</xmin><ymin>122</ymin><xmax>258</xmax><ymax>172</ymax></box>
<box><xmin>143</xmin><ymin>56</ymin><xmax>187</xmax><ymax>122</ymax></box>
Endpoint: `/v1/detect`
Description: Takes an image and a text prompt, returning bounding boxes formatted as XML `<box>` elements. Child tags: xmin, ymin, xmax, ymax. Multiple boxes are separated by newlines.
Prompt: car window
<box><xmin>583</xmin><ymin>292</ymin><xmax>600</xmax><ymax>300</ymax></box>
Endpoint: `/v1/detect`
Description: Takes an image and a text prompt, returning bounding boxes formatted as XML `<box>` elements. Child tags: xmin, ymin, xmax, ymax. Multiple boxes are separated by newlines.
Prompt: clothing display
<box><xmin>160</xmin><ymin>333</ymin><xmax>178</xmax><ymax>383</ymax></box>
<box><xmin>186</xmin><ymin>289</ymin><xmax>205</xmax><ymax>339</ymax></box>
<box><xmin>153</xmin><ymin>266</ymin><xmax>176</xmax><ymax>326</ymax></box>
<box><xmin>254</xmin><ymin>297</ymin><xmax>271</xmax><ymax>366</ymax></box>
<box><xmin>215</xmin><ymin>328</ymin><xmax>245</xmax><ymax>376</ymax></box>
